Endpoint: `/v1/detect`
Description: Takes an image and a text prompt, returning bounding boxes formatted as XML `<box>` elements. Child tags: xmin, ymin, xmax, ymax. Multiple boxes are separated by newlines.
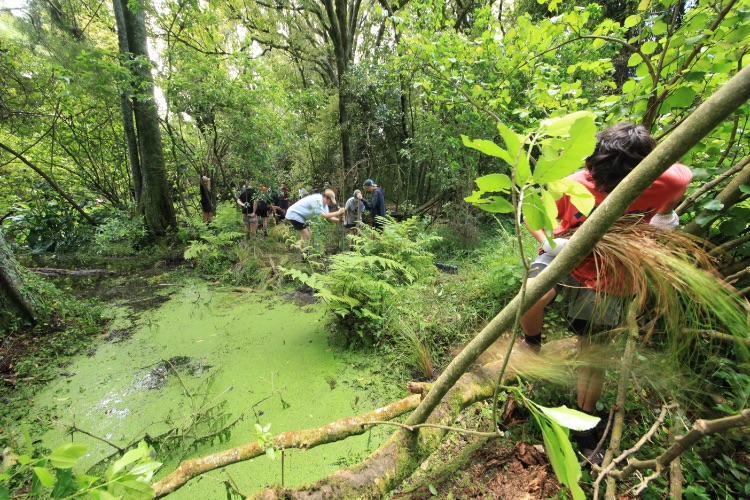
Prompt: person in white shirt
<box><xmin>285</xmin><ymin>189</ymin><xmax>345</xmax><ymax>243</ymax></box>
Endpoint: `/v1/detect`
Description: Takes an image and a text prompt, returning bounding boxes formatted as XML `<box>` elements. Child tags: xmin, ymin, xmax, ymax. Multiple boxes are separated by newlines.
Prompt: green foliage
<box><xmin>254</xmin><ymin>423</ymin><xmax>276</xmax><ymax>461</ymax></box>
<box><xmin>4</xmin><ymin>193</ymin><xmax>99</xmax><ymax>254</ymax></box>
<box><xmin>282</xmin><ymin>217</ymin><xmax>440</xmax><ymax>346</ymax></box>
<box><xmin>0</xmin><ymin>440</ymin><xmax>161</xmax><ymax>499</ymax></box>
<box><xmin>507</xmin><ymin>387</ymin><xmax>599</xmax><ymax>500</ymax></box>
<box><xmin>464</xmin><ymin>112</ymin><xmax>597</xmax><ymax>242</ymax></box>
<box><xmin>92</xmin><ymin>207</ymin><xmax>149</xmax><ymax>255</ymax></box>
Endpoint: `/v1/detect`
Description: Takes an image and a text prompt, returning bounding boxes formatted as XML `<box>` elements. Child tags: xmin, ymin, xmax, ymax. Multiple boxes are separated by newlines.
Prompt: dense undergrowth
<box><xmin>1</xmin><ymin>202</ymin><xmax>749</xmax><ymax>499</ymax></box>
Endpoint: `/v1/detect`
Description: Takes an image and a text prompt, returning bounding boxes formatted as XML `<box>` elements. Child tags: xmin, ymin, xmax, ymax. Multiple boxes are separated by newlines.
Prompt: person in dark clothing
<box><xmin>236</xmin><ymin>181</ymin><xmax>258</xmax><ymax>234</ymax></box>
<box><xmin>199</xmin><ymin>176</ymin><xmax>214</xmax><ymax>223</ymax></box>
<box><xmin>254</xmin><ymin>186</ymin><xmax>271</xmax><ymax>237</ymax></box>
<box><xmin>362</xmin><ymin>179</ymin><xmax>386</xmax><ymax>230</ymax></box>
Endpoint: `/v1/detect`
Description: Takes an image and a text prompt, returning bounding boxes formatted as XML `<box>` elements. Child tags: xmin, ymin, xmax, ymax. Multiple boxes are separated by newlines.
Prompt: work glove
<box><xmin>650</xmin><ymin>211</ymin><xmax>679</xmax><ymax>230</ymax></box>
<box><xmin>542</xmin><ymin>237</ymin><xmax>568</xmax><ymax>256</ymax></box>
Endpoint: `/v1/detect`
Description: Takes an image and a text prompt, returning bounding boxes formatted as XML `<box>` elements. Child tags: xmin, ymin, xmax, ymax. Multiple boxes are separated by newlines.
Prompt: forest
<box><xmin>1</xmin><ymin>0</ymin><xmax>750</xmax><ymax>497</ymax></box>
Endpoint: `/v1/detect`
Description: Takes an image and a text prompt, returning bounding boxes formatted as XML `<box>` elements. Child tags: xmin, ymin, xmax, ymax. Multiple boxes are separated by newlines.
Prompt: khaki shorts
<box><xmin>529</xmin><ymin>253</ymin><xmax>624</xmax><ymax>328</ymax></box>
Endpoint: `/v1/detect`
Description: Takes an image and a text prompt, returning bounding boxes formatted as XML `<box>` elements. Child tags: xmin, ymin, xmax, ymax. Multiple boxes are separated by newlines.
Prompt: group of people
<box><xmin>235</xmin><ymin>181</ymin><xmax>292</xmax><ymax>237</ymax></box>
<box><xmin>233</xmin><ymin>178</ymin><xmax>386</xmax><ymax>242</ymax></box>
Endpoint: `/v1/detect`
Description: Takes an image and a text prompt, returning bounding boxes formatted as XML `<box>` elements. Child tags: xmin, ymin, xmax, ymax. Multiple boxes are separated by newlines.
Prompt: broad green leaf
<box><xmin>621</xmin><ymin>80</ymin><xmax>636</xmax><ymax>93</ymax></box>
<box><xmin>661</xmin><ymin>87</ymin><xmax>697</xmax><ymax>111</ymax></box>
<box><xmin>461</xmin><ymin>135</ymin><xmax>513</xmax><ymax>164</ymax></box>
<box><xmin>113</xmin><ymin>477</ymin><xmax>154</xmax><ymax>496</ymax></box>
<box><xmin>702</xmin><ymin>199</ymin><xmax>724</xmax><ymax>211</ymax></box>
<box><xmin>738</xmin><ymin>184</ymin><xmax>750</xmax><ymax>194</ymax></box>
<box><xmin>641</xmin><ymin>41</ymin><xmax>658</xmax><ymax>54</ymax></box>
<box><xmin>592</xmin><ymin>37</ymin><xmax>606</xmax><ymax>49</ymax></box>
<box><xmin>534</xmin><ymin>116</ymin><xmax>597</xmax><ymax>185</ymax></box>
<box><xmin>90</xmin><ymin>491</ymin><xmax>119</xmax><ymax>500</ymax></box>
<box><xmin>480</xmin><ymin>196</ymin><xmax>515</xmax><ymax>213</ymax></box>
<box><xmin>540</xmin><ymin>111</ymin><xmax>596</xmax><ymax>137</ymax></box>
<box><xmin>694</xmin><ymin>213</ymin><xmax>718</xmax><ymax>227</ymax></box>
<box><xmin>550</xmin><ymin>419</ymin><xmax>586</xmax><ymax>500</ymax></box>
<box><xmin>33</xmin><ymin>467</ymin><xmax>55</xmax><ymax>488</ymax></box>
<box><xmin>17</xmin><ymin>455</ymin><xmax>33</xmax><ymax>465</ymax></box>
<box><xmin>547</xmin><ymin>180</ymin><xmax>595</xmax><ymax>216</ymax></box>
<box><xmin>536</xmin><ymin>404</ymin><xmax>600</xmax><ymax>431</ymax></box>
<box><xmin>48</xmin><ymin>443</ymin><xmax>87</xmax><ymax>469</ymax></box>
<box><xmin>0</xmin><ymin>484</ymin><xmax>9</xmax><ymax>500</ymax></box>
<box><xmin>534</xmin><ymin>415</ymin><xmax>568</xmax><ymax>490</ymax></box>
<box><xmin>428</xmin><ymin>483</ymin><xmax>438</xmax><ymax>495</ymax></box>
<box><xmin>475</xmin><ymin>174</ymin><xmax>512</xmax><ymax>193</ymax></box>
<box><xmin>637</xmin><ymin>0</ymin><xmax>650</xmax><ymax>10</ymax></box>
<box><xmin>523</xmin><ymin>192</ymin><xmax>555</xmax><ymax>231</ymax></box>
<box><xmin>266</xmin><ymin>447</ymin><xmax>276</xmax><ymax>460</ymax></box>
<box><xmin>624</xmin><ymin>14</ymin><xmax>641</xmax><ymax>28</ymax></box>
<box><xmin>497</xmin><ymin>122</ymin><xmax>531</xmax><ymax>185</ymax></box>
<box><xmin>627</xmin><ymin>53</ymin><xmax>643</xmax><ymax>66</ymax></box>
<box><xmin>112</xmin><ymin>446</ymin><xmax>148</xmax><ymax>474</ymax></box>
<box><xmin>129</xmin><ymin>461</ymin><xmax>162</xmax><ymax>478</ymax></box>
<box><xmin>540</xmin><ymin>189</ymin><xmax>559</xmax><ymax>226</ymax></box>
<box><xmin>651</xmin><ymin>19</ymin><xmax>667</xmax><ymax>35</ymax></box>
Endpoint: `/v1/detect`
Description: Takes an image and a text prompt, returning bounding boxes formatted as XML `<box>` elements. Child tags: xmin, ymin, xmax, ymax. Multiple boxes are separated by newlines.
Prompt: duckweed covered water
<box><xmin>31</xmin><ymin>282</ymin><xmax>397</xmax><ymax>497</ymax></box>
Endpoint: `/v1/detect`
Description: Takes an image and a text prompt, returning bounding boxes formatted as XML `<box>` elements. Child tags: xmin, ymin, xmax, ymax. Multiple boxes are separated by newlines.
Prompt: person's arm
<box><xmin>236</xmin><ymin>197</ymin><xmax>245</xmax><ymax>208</ymax></box>
<box><xmin>321</xmin><ymin>207</ymin><xmax>345</xmax><ymax>222</ymax></box>
<box><xmin>252</xmin><ymin>199</ymin><xmax>258</xmax><ymax>215</ymax></box>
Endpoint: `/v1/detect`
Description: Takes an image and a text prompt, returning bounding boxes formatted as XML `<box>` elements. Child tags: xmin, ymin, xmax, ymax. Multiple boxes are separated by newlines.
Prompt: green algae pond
<box><xmin>29</xmin><ymin>280</ymin><xmax>399</xmax><ymax>498</ymax></box>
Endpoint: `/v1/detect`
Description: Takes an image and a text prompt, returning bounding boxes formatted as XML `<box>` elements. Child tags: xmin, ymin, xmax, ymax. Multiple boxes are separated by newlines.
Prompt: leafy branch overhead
<box><xmin>462</xmin><ymin>112</ymin><xmax>597</xmax><ymax>236</ymax></box>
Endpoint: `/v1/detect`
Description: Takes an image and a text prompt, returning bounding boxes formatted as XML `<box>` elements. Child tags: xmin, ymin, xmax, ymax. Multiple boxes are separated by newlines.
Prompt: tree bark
<box><xmin>112</xmin><ymin>0</ymin><xmax>142</xmax><ymax>204</ymax></box>
<box><xmin>0</xmin><ymin>231</ymin><xmax>39</xmax><ymax>325</ymax></box>
<box><xmin>152</xmin><ymin>394</ymin><xmax>423</xmax><ymax>497</ymax></box>
<box><xmin>113</xmin><ymin>0</ymin><xmax>176</xmax><ymax>236</ymax></box>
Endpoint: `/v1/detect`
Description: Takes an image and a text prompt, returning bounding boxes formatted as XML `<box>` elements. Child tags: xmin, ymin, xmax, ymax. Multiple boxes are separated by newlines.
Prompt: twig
<box><xmin>676</xmin><ymin>155</ymin><xmax>748</xmax><ymax>215</ymax></box>
<box><xmin>597</xmin><ymin>302</ymin><xmax>639</xmax><ymax>500</ymax></box>
<box><xmin>358</xmin><ymin>420</ymin><xmax>504</xmax><ymax>438</ymax></box>
<box><xmin>606</xmin><ymin>409</ymin><xmax>750</xmax><ymax>481</ymax></box>
<box><xmin>46</xmin><ymin>419</ymin><xmax>125</xmax><ymax>454</ymax></box>
<box><xmin>581</xmin><ymin>406</ymin><xmax>615</xmax><ymax>467</ymax></box>
<box><xmin>631</xmin><ymin>469</ymin><xmax>663</xmax><ymax>495</ymax></box>
<box><xmin>594</xmin><ymin>403</ymin><xmax>677</xmax><ymax>496</ymax></box>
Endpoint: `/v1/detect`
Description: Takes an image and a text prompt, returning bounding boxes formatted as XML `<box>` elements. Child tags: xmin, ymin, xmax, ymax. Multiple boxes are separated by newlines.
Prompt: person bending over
<box><xmin>519</xmin><ymin>123</ymin><xmax>692</xmax><ymax>463</ymax></box>
<box><xmin>285</xmin><ymin>189</ymin><xmax>345</xmax><ymax>244</ymax></box>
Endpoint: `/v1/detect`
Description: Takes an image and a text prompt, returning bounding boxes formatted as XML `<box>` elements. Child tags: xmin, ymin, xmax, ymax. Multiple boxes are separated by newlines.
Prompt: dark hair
<box><xmin>585</xmin><ymin>123</ymin><xmax>656</xmax><ymax>194</ymax></box>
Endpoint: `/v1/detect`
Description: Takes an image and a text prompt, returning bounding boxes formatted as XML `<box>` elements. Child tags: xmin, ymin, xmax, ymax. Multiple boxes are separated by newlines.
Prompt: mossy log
<box><xmin>0</xmin><ymin>231</ymin><xmax>38</xmax><ymax>325</ymax></box>
<box><xmin>151</xmin><ymin>394</ymin><xmax>422</xmax><ymax>497</ymax></box>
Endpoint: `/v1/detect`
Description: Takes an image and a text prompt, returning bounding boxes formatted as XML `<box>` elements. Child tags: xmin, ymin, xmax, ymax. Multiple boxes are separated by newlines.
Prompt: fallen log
<box><xmin>151</xmin><ymin>393</ymin><xmax>424</xmax><ymax>497</ymax></box>
<box><xmin>27</xmin><ymin>268</ymin><xmax>119</xmax><ymax>277</ymax></box>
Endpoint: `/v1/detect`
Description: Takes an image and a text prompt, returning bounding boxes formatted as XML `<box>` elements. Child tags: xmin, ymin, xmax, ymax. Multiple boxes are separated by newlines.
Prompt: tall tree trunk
<box><xmin>0</xmin><ymin>231</ymin><xmax>38</xmax><ymax>326</ymax></box>
<box><xmin>112</xmin><ymin>0</ymin><xmax>142</xmax><ymax>204</ymax></box>
<box><xmin>113</xmin><ymin>0</ymin><xmax>176</xmax><ymax>236</ymax></box>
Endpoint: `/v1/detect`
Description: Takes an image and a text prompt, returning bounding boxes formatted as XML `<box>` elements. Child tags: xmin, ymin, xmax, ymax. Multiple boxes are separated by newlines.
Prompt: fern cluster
<box><xmin>282</xmin><ymin>217</ymin><xmax>441</xmax><ymax>346</ymax></box>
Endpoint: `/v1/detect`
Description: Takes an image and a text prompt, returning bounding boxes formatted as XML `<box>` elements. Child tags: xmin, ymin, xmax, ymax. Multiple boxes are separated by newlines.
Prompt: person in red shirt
<box><xmin>519</xmin><ymin>123</ymin><xmax>692</xmax><ymax>463</ymax></box>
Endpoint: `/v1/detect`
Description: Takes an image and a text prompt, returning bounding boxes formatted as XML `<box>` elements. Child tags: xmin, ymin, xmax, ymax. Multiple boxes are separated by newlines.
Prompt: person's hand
<box><xmin>542</xmin><ymin>237</ymin><xmax>568</xmax><ymax>256</ymax></box>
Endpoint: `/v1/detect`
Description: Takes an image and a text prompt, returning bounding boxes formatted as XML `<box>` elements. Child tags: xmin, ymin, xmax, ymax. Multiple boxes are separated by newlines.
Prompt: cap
<box><xmin>324</xmin><ymin>188</ymin><xmax>337</xmax><ymax>206</ymax></box>
<box><xmin>363</xmin><ymin>179</ymin><xmax>374</xmax><ymax>187</ymax></box>
<box><xmin>353</xmin><ymin>189</ymin><xmax>362</xmax><ymax>197</ymax></box>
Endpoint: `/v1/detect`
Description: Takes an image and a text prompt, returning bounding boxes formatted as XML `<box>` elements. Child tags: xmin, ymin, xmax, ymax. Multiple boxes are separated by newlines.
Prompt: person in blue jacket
<box><xmin>362</xmin><ymin>179</ymin><xmax>386</xmax><ymax>230</ymax></box>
